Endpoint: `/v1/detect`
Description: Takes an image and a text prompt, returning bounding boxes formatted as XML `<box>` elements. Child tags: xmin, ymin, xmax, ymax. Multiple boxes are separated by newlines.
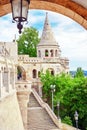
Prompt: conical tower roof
<box><xmin>38</xmin><ymin>12</ymin><xmax>58</xmax><ymax>46</ymax></box>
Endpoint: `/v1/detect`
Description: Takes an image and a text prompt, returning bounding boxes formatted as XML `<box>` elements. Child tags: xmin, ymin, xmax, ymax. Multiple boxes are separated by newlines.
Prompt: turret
<box><xmin>37</xmin><ymin>12</ymin><xmax>61</xmax><ymax>58</ymax></box>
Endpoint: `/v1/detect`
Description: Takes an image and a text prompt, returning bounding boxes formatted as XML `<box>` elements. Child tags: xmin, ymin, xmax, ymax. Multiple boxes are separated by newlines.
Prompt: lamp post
<box><xmin>74</xmin><ymin>111</ymin><xmax>79</xmax><ymax>130</ymax></box>
<box><xmin>10</xmin><ymin>0</ymin><xmax>30</xmax><ymax>34</ymax></box>
<box><xmin>57</xmin><ymin>101</ymin><xmax>60</xmax><ymax>119</ymax></box>
<box><xmin>50</xmin><ymin>84</ymin><xmax>55</xmax><ymax>112</ymax></box>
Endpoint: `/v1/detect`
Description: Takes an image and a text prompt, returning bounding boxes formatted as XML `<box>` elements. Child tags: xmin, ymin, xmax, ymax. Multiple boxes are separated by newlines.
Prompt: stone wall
<box><xmin>0</xmin><ymin>92</ymin><xmax>24</xmax><ymax>130</ymax></box>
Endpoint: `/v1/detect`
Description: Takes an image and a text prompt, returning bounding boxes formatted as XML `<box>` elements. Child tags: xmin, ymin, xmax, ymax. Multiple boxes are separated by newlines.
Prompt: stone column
<box><xmin>17</xmin><ymin>90</ymin><xmax>30</xmax><ymax>130</ymax></box>
<box><xmin>6</xmin><ymin>70</ymin><xmax>10</xmax><ymax>92</ymax></box>
<box><xmin>0</xmin><ymin>70</ymin><xmax>3</xmax><ymax>97</ymax></box>
<box><xmin>13</xmin><ymin>70</ymin><xmax>15</xmax><ymax>89</ymax></box>
<box><xmin>11</xmin><ymin>70</ymin><xmax>15</xmax><ymax>89</ymax></box>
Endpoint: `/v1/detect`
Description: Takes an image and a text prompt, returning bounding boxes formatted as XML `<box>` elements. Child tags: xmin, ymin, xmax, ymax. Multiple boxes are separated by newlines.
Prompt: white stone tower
<box><xmin>37</xmin><ymin>12</ymin><xmax>61</xmax><ymax>58</ymax></box>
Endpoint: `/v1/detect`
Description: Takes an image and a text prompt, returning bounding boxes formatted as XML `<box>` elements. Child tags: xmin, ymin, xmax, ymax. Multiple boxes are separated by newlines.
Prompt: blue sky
<box><xmin>0</xmin><ymin>10</ymin><xmax>87</xmax><ymax>71</ymax></box>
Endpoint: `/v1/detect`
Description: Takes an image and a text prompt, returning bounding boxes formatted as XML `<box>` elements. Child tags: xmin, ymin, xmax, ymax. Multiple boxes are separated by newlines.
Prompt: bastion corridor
<box><xmin>0</xmin><ymin>0</ymin><xmax>87</xmax><ymax>130</ymax></box>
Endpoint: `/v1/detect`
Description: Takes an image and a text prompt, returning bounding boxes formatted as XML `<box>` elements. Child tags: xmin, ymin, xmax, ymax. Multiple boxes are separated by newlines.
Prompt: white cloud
<box><xmin>0</xmin><ymin>10</ymin><xmax>87</xmax><ymax>70</ymax></box>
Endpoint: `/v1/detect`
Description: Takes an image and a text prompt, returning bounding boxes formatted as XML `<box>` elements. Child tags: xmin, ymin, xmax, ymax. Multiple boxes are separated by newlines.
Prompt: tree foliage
<box><xmin>17</xmin><ymin>27</ymin><xmax>40</xmax><ymax>57</ymax></box>
<box><xmin>40</xmin><ymin>69</ymin><xmax>87</xmax><ymax>130</ymax></box>
<box><xmin>75</xmin><ymin>67</ymin><xmax>84</xmax><ymax>78</ymax></box>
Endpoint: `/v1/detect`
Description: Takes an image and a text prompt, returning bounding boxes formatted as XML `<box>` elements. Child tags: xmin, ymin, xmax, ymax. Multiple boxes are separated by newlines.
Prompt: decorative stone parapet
<box><xmin>16</xmin><ymin>80</ymin><xmax>32</xmax><ymax>130</ymax></box>
<box><xmin>15</xmin><ymin>80</ymin><xmax>31</xmax><ymax>91</ymax></box>
<box><xmin>18</xmin><ymin>55</ymin><xmax>69</xmax><ymax>64</ymax></box>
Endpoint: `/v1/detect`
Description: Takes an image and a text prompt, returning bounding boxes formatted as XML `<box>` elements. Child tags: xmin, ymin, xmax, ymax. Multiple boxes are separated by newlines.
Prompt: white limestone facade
<box><xmin>0</xmin><ymin>40</ymin><xmax>18</xmax><ymax>63</ymax></box>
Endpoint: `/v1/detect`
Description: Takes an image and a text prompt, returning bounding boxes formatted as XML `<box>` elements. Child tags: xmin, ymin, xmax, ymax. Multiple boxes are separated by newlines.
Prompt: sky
<box><xmin>0</xmin><ymin>9</ymin><xmax>87</xmax><ymax>71</ymax></box>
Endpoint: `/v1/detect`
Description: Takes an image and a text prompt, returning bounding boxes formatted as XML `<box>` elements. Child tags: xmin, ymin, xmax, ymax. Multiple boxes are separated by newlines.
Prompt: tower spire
<box><xmin>37</xmin><ymin>12</ymin><xmax>61</xmax><ymax>58</ymax></box>
<box><xmin>39</xmin><ymin>12</ymin><xmax>57</xmax><ymax>45</ymax></box>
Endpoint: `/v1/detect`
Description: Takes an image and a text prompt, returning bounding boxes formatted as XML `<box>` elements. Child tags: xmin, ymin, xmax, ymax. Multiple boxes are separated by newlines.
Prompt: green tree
<box><xmin>75</xmin><ymin>67</ymin><xmax>84</xmax><ymax>78</ymax></box>
<box><xmin>40</xmin><ymin>70</ymin><xmax>87</xmax><ymax>130</ymax></box>
<box><xmin>63</xmin><ymin>116</ymin><xmax>73</xmax><ymax>126</ymax></box>
<box><xmin>17</xmin><ymin>27</ymin><xmax>40</xmax><ymax>57</ymax></box>
<box><xmin>62</xmin><ymin>77</ymin><xmax>87</xmax><ymax>130</ymax></box>
<box><xmin>40</xmin><ymin>70</ymin><xmax>55</xmax><ymax>105</ymax></box>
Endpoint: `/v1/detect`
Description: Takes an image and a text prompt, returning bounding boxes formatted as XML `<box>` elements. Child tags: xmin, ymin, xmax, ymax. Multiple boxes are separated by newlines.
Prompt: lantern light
<box><xmin>10</xmin><ymin>0</ymin><xmax>30</xmax><ymax>34</ymax></box>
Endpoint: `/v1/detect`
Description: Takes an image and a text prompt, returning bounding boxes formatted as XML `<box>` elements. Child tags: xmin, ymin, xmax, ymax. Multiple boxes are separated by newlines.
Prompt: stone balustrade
<box><xmin>18</xmin><ymin>55</ymin><xmax>69</xmax><ymax>64</ymax></box>
<box><xmin>16</xmin><ymin>80</ymin><xmax>32</xmax><ymax>130</ymax></box>
<box><xmin>0</xmin><ymin>56</ymin><xmax>15</xmax><ymax>100</ymax></box>
<box><xmin>15</xmin><ymin>80</ymin><xmax>31</xmax><ymax>92</ymax></box>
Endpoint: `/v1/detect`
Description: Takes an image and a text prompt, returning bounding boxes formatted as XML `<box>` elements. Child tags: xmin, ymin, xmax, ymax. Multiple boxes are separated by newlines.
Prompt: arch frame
<box><xmin>0</xmin><ymin>0</ymin><xmax>87</xmax><ymax>29</ymax></box>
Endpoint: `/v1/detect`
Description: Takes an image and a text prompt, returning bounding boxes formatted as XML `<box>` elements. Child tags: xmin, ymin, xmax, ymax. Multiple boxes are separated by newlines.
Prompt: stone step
<box><xmin>28</xmin><ymin>93</ymin><xmax>40</xmax><ymax>107</ymax></box>
<box><xmin>27</xmin><ymin>108</ymin><xmax>58</xmax><ymax>130</ymax></box>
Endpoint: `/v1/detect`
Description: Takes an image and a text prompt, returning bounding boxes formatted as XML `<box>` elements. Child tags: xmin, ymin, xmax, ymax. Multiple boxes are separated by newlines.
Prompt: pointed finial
<box><xmin>46</xmin><ymin>12</ymin><xmax>48</xmax><ymax>19</ymax></box>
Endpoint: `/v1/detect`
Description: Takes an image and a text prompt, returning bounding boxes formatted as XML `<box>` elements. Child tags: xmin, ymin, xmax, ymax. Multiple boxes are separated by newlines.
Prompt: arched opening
<box><xmin>17</xmin><ymin>66</ymin><xmax>26</xmax><ymax>80</ymax></box>
<box><xmin>45</xmin><ymin>50</ymin><xmax>49</xmax><ymax>57</ymax></box>
<box><xmin>32</xmin><ymin>69</ymin><xmax>37</xmax><ymax>78</ymax></box>
<box><xmin>0</xmin><ymin>0</ymin><xmax>87</xmax><ymax>29</ymax></box>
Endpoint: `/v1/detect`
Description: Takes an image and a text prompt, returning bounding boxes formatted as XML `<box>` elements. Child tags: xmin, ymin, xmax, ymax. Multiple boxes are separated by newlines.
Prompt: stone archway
<box><xmin>17</xmin><ymin>66</ymin><xmax>26</xmax><ymax>80</ymax></box>
<box><xmin>0</xmin><ymin>0</ymin><xmax>87</xmax><ymax>29</ymax></box>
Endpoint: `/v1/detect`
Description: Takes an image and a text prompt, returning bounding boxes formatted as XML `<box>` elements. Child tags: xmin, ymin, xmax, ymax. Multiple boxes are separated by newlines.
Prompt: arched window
<box><xmin>32</xmin><ymin>69</ymin><xmax>37</xmax><ymax>78</ymax></box>
<box><xmin>51</xmin><ymin>70</ymin><xmax>54</xmax><ymax>75</ymax></box>
<box><xmin>38</xmin><ymin>50</ymin><xmax>41</xmax><ymax>57</ymax></box>
<box><xmin>17</xmin><ymin>66</ymin><xmax>26</xmax><ymax>80</ymax></box>
<box><xmin>45</xmin><ymin>50</ymin><xmax>48</xmax><ymax>57</ymax></box>
<box><xmin>55</xmin><ymin>50</ymin><xmax>57</xmax><ymax>57</ymax></box>
<box><xmin>50</xmin><ymin>50</ymin><xmax>53</xmax><ymax>57</ymax></box>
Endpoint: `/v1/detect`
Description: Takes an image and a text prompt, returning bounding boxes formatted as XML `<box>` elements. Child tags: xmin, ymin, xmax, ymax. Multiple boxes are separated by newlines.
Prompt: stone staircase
<box><xmin>27</xmin><ymin>89</ymin><xmax>60</xmax><ymax>130</ymax></box>
<box><xmin>27</xmin><ymin>89</ymin><xmax>76</xmax><ymax>130</ymax></box>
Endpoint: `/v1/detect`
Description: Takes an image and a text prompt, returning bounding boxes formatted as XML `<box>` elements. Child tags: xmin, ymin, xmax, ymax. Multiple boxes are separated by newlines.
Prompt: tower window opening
<box><xmin>45</xmin><ymin>50</ymin><xmax>49</xmax><ymax>57</ymax></box>
<box><xmin>32</xmin><ymin>69</ymin><xmax>37</xmax><ymax>78</ymax></box>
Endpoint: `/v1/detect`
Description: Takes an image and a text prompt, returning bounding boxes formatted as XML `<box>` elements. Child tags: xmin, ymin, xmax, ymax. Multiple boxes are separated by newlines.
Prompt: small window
<box><xmin>32</xmin><ymin>69</ymin><xmax>37</xmax><ymax>78</ymax></box>
<box><xmin>51</xmin><ymin>70</ymin><xmax>54</xmax><ymax>75</ymax></box>
<box><xmin>45</xmin><ymin>50</ymin><xmax>48</xmax><ymax>57</ymax></box>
